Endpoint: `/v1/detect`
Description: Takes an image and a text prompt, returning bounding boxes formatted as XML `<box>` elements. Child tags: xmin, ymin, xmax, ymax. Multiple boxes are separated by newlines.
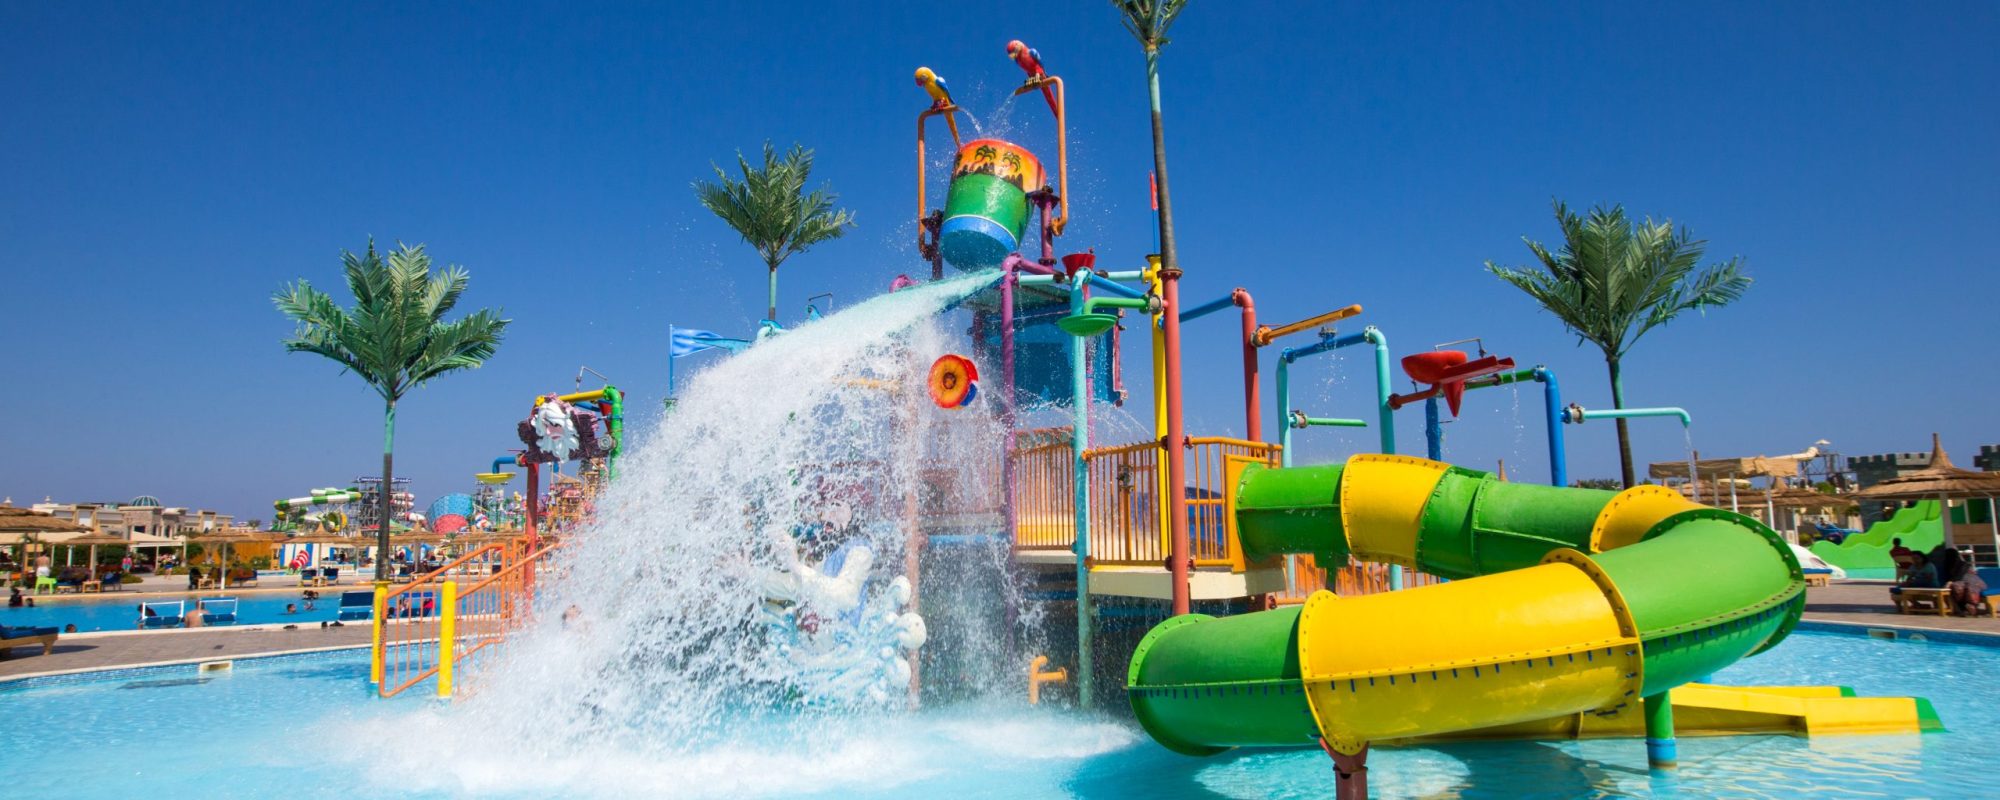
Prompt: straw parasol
<box><xmin>60</xmin><ymin>531</ymin><xmax>129</xmax><ymax>576</ymax></box>
<box><xmin>181</xmin><ymin>529</ymin><xmax>284</xmax><ymax>588</ymax></box>
<box><xmin>1851</xmin><ymin>433</ymin><xmax>2000</xmax><ymax>553</ymax></box>
<box><xmin>0</xmin><ymin>507</ymin><xmax>90</xmax><ymax>572</ymax></box>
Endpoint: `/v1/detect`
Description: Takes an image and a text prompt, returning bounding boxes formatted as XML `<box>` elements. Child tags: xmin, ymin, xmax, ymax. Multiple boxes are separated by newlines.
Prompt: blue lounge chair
<box><xmin>197</xmin><ymin>597</ymin><xmax>239</xmax><ymax>625</ymax></box>
<box><xmin>0</xmin><ymin>625</ymin><xmax>59</xmax><ymax>657</ymax></box>
<box><xmin>298</xmin><ymin>567</ymin><xmax>319</xmax><ymax>586</ymax></box>
<box><xmin>321</xmin><ymin>567</ymin><xmax>341</xmax><ymax>586</ymax></box>
<box><xmin>337</xmin><ymin>591</ymin><xmax>374</xmax><ymax>622</ymax></box>
<box><xmin>139</xmin><ymin>600</ymin><xmax>186</xmax><ymax>629</ymax></box>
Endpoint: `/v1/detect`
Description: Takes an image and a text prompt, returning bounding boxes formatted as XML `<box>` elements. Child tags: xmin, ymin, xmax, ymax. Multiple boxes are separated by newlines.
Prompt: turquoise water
<box><xmin>1</xmin><ymin>630</ymin><xmax>1993</xmax><ymax>798</ymax></box>
<box><xmin>3</xmin><ymin>591</ymin><xmax>344</xmax><ymax>631</ymax></box>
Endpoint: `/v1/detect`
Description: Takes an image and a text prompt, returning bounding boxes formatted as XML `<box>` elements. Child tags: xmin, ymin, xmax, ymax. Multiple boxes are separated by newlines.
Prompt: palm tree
<box><xmin>275</xmin><ymin>241</ymin><xmax>509</xmax><ymax>582</ymax></box>
<box><xmin>1113</xmin><ymin>0</ymin><xmax>1192</xmax><ymax>618</ymax></box>
<box><xmin>693</xmin><ymin>142</ymin><xmax>856</xmax><ymax>322</ymax></box>
<box><xmin>1487</xmin><ymin>202</ymin><xmax>1750</xmax><ymax>487</ymax></box>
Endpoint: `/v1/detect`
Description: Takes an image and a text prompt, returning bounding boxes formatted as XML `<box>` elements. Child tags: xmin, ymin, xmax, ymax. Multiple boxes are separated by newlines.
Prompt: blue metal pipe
<box><xmin>1178</xmin><ymin>294</ymin><xmax>1236</xmax><ymax>323</ymax></box>
<box><xmin>1537</xmin><ymin>368</ymin><xmax>1567</xmax><ymax>487</ymax></box>
<box><xmin>1087</xmin><ymin>272</ymin><xmax>1145</xmax><ymax>299</ymax></box>
<box><xmin>491</xmin><ymin>456</ymin><xmax>517</xmax><ymax>473</ymax></box>
<box><xmin>1424</xmin><ymin>396</ymin><xmax>1444</xmax><ymax>460</ymax></box>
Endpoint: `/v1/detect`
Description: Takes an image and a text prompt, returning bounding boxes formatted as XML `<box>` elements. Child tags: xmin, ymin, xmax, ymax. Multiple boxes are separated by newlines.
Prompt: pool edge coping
<box><xmin>0</xmin><ymin>642</ymin><xmax>371</xmax><ymax>688</ymax></box>
<box><xmin>1795</xmin><ymin>619</ymin><xmax>2000</xmax><ymax>647</ymax></box>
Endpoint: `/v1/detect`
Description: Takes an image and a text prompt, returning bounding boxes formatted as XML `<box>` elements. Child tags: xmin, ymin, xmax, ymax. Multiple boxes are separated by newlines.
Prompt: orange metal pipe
<box><xmin>1011</xmin><ymin>76</ymin><xmax>1067</xmax><ymax>235</ymax></box>
<box><xmin>1253</xmin><ymin>304</ymin><xmax>1364</xmax><ymax>347</ymax></box>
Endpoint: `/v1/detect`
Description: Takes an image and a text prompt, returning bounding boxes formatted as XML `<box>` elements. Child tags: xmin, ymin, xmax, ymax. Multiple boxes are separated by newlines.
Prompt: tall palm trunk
<box><xmin>1147</xmin><ymin>44</ymin><xmax>1192</xmax><ymax>617</ymax></box>
<box><xmin>767</xmin><ymin>264</ymin><xmax>779</xmax><ymax>322</ymax></box>
<box><xmin>1607</xmin><ymin>357</ymin><xmax>1635</xmax><ymax>488</ymax></box>
<box><xmin>378</xmin><ymin>400</ymin><xmax>395</xmax><ymax>583</ymax></box>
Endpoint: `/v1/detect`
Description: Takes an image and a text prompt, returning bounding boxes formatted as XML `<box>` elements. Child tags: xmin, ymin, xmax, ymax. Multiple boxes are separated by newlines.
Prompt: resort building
<box><xmin>29</xmin><ymin>497</ymin><xmax>234</xmax><ymax>539</ymax></box>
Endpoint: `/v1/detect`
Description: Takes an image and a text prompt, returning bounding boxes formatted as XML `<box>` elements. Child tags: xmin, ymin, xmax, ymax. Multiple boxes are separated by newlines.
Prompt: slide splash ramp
<box><xmin>1127</xmin><ymin>455</ymin><xmax>1934</xmax><ymax>760</ymax></box>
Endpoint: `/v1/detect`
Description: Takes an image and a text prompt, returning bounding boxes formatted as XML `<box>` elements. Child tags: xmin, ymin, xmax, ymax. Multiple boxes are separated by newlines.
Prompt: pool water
<box><xmin>2</xmin><ymin>590</ymin><xmax>347</xmax><ymax>631</ymax></box>
<box><xmin>1</xmin><ymin>630</ymin><xmax>1992</xmax><ymax>798</ymax></box>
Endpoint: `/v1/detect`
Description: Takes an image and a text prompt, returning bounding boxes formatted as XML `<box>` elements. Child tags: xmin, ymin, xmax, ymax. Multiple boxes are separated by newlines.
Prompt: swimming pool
<box><xmin>1</xmin><ymin>630</ymin><xmax>1992</xmax><ymax>798</ymax></box>
<box><xmin>3</xmin><ymin>590</ymin><xmax>347</xmax><ymax>631</ymax></box>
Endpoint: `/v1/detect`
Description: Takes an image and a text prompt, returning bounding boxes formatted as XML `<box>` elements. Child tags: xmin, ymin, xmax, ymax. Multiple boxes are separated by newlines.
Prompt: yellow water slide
<box><xmin>1126</xmin><ymin>455</ymin><xmax>1937</xmax><ymax>772</ymax></box>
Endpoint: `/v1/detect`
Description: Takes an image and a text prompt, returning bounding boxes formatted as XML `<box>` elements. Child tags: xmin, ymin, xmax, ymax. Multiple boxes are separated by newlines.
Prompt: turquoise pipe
<box><xmin>491</xmin><ymin>456</ymin><xmax>518</xmax><ymax>473</ymax></box>
<box><xmin>1275</xmin><ymin>326</ymin><xmax>1397</xmax><ymax>466</ymax></box>
<box><xmin>1070</xmin><ymin>267</ymin><xmax>1094</xmax><ymax>708</ymax></box>
<box><xmin>1564</xmin><ymin>406</ymin><xmax>1691</xmax><ymax>427</ymax></box>
<box><xmin>1293</xmin><ymin>414</ymin><xmax>1366</xmax><ymax>428</ymax></box>
<box><xmin>1463</xmin><ymin>366</ymin><xmax>1567</xmax><ymax>486</ymax></box>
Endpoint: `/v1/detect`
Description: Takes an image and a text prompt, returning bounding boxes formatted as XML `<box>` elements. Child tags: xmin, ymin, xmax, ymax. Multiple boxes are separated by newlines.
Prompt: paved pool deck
<box><xmin>1803</xmin><ymin>579</ymin><xmax>2000</xmax><ymax>636</ymax></box>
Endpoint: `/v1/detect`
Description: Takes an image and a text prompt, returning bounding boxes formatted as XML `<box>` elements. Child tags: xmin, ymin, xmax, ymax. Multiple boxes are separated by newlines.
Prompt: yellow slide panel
<box><xmin>1589</xmin><ymin>485</ymin><xmax>1700</xmax><ymax>552</ymax></box>
<box><xmin>1397</xmin><ymin>684</ymin><xmax>1932</xmax><ymax>743</ymax></box>
<box><xmin>1296</xmin><ymin>560</ymin><xmax>1643</xmax><ymax>754</ymax></box>
<box><xmin>1337</xmin><ymin>454</ymin><xmax>1450</xmax><ymax>569</ymax></box>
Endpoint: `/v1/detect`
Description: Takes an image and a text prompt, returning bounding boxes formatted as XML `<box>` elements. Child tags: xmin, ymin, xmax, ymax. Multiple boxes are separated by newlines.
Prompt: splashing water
<box><xmin>450</xmin><ymin>270</ymin><xmax>1025</xmax><ymax>759</ymax></box>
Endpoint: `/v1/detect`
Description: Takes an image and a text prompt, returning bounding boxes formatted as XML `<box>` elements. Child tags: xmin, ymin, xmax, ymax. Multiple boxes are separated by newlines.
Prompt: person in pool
<box><xmin>284</xmin><ymin>603</ymin><xmax>298</xmax><ymax>614</ymax></box>
<box><xmin>7</xmin><ymin>588</ymin><xmax>22</xmax><ymax>608</ymax></box>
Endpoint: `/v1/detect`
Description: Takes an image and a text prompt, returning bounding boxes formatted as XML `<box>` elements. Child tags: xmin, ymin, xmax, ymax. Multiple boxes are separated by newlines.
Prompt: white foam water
<box><xmin>438</xmin><ymin>269</ymin><xmax>1042</xmax><ymax>760</ymax></box>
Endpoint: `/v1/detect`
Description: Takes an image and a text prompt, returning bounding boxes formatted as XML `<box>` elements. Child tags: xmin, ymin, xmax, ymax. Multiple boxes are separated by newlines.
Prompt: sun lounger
<box><xmin>1802</xmin><ymin>567</ymin><xmax>1833</xmax><ymax>587</ymax></box>
<box><xmin>100</xmin><ymin>571</ymin><xmax>126</xmax><ymax>591</ymax></box>
<box><xmin>140</xmin><ymin>600</ymin><xmax>187</xmax><ymax>628</ymax></box>
<box><xmin>321</xmin><ymin>567</ymin><xmax>341</xmax><ymax>586</ymax></box>
<box><xmin>337</xmin><ymin>591</ymin><xmax>374</xmax><ymax>622</ymax></box>
<box><xmin>298</xmin><ymin>568</ymin><xmax>319</xmax><ymax>587</ymax></box>
<box><xmin>197</xmin><ymin>597</ymin><xmax>239</xmax><ymax>625</ymax></box>
<box><xmin>1890</xmin><ymin>585</ymin><xmax>1952</xmax><ymax>615</ymax></box>
<box><xmin>0</xmin><ymin>625</ymin><xmax>59</xmax><ymax>658</ymax></box>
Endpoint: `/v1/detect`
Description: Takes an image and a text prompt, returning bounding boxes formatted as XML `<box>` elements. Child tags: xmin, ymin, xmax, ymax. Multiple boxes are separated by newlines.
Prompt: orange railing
<box><xmin>1274</xmin><ymin>555</ymin><xmax>1445</xmax><ymax>604</ymax></box>
<box><xmin>1010</xmin><ymin>433</ymin><xmax>1280</xmax><ymax>567</ymax></box>
<box><xmin>374</xmin><ymin>535</ymin><xmax>561</xmax><ymax>699</ymax></box>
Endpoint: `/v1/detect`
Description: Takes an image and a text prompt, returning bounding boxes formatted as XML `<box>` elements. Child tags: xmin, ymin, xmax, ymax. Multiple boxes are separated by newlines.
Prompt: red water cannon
<box><xmin>1390</xmin><ymin>351</ymin><xmax>1516</xmax><ymax>415</ymax></box>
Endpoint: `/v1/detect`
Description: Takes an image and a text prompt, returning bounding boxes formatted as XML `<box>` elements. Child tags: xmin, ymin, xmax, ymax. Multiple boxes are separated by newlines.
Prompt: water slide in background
<box><xmin>1126</xmin><ymin>455</ymin><xmax>1935</xmax><ymax>759</ymax></box>
<box><xmin>1809</xmin><ymin>501</ymin><xmax>1943</xmax><ymax>571</ymax></box>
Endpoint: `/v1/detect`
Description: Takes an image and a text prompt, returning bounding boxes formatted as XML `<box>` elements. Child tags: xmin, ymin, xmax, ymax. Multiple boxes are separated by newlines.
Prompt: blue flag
<box><xmin>670</xmin><ymin>328</ymin><xmax>750</xmax><ymax>358</ymax></box>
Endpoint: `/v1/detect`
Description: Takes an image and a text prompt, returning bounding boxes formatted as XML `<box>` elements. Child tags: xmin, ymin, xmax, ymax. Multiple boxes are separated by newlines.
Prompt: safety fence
<box><xmin>1009</xmin><ymin>431</ymin><xmax>1281</xmax><ymax>568</ymax></box>
<box><xmin>374</xmin><ymin>535</ymin><xmax>562</xmax><ymax>699</ymax></box>
<box><xmin>1274</xmin><ymin>555</ymin><xmax>1445</xmax><ymax>604</ymax></box>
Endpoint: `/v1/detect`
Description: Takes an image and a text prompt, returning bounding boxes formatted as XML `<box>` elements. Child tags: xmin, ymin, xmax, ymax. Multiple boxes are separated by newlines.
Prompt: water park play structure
<box><xmin>343</xmin><ymin>39</ymin><xmax>1941</xmax><ymax>795</ymax></box>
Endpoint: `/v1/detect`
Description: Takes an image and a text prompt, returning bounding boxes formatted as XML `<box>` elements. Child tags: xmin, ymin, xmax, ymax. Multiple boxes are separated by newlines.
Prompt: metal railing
<box><xmin>1274</xmin><ymin>555</ymin><xmax>1445</xmax><ymax>604</ymax></box>
<box><xmin>374</xmin><ymin>535</ymin><xmax>560</xmax><ymax>699</ymax></box>
<box><xmin>1009</xmin><ymin>433</ymin><xmax>1280</xmax><ymax>567</ymax></box>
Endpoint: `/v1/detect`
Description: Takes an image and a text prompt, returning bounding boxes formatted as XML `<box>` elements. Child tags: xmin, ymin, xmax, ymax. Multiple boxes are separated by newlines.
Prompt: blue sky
<box><xmin>3</xmin><ymin>2</ymin><xmax>1995</xmax><ymax>519</ymax></box>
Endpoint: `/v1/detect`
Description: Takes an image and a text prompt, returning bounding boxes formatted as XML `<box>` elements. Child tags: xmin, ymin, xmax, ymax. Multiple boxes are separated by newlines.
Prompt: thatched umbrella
<box><xmin>183</xmin><ymin>529</ymin><xmax>284</xmax><ymax>589</ymax></box>
<box><xmin>1852</xmin><ymin>433</ymin><xmax>2000</xmax><ymax>555</ymax></box>
<box><xmin>61</xmin><ymin>531</ymin><xmax>129</xmax><ymax>578</ymax></box>
<box><xmin>0</xmin><ymin>507</ymin><xmax>90</xmax><ymax>572</ymax></box>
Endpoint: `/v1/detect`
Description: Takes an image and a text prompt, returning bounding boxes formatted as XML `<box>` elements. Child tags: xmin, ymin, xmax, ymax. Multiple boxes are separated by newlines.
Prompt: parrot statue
<box><xmin>913</xmin><ymin>66</ymin><xmax>953</xmax><ymax>109</ymax></box>
<box><xmin>1005</xmin><ymin>40</ymin><xmax>1044</xmax><ymax>78</ymax></box>
<box><xmin>1005</xmin><ymin>40</ymin><xmax>1058</xmax><ymax>115</ymax></box>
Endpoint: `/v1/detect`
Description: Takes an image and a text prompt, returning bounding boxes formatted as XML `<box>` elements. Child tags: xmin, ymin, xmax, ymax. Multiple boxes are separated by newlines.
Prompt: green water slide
<box><xmin>1127</xmin><ymin>455</ymin><xmax>1807</xmax><ymax>759</ymax></box>
<box><xmin>1809</xmin><ymin>501</ymin><xmax>1942</xmax><ymax>571</ymax></box>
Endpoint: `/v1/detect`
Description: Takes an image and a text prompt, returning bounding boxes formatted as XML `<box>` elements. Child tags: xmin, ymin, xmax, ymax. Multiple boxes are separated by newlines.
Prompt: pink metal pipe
<box><xmin>1162</xmin><ymin>269</ymin><xmax>1190</xmax><ymax>616</ymax></box>
<box><xmin>1233</xmin><ymin>288</ymin><xmax>1261</xmax><ymax>441</ymax></box>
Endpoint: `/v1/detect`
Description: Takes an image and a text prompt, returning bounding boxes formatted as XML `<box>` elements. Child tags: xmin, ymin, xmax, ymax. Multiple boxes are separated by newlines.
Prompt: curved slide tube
<box><xmin>1128</xmin><ymin>454</ymin><xmax>1816</xmax><ymax>759</ymax></box>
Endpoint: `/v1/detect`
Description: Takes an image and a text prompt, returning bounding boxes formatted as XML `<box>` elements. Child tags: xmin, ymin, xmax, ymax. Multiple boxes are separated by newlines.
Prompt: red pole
<box><xmin>1232</xmin><ymin>288</ymin><xmax>1260</xmax><ymax>441</ymax></box>
<box><xmin>1162</xmin><ymin>267</ymin><xmax>1190</xmax><ymax>616</ymax></box>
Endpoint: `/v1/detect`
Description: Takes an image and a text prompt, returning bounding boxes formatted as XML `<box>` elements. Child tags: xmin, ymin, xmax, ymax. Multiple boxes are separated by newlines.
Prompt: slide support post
<box><xmin>1644</xmin><ymin>691</ymin><xmax>1678</xmax><ymax>769</ymax></box>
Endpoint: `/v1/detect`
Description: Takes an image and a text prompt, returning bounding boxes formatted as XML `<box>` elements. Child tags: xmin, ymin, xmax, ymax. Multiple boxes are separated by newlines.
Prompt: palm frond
<box><xmin>277</xmin><ymin>241</ymin><xmax>510</xmax><ymax>402</ymax></box>
<box><xmin>1486</xmin><ymin>201</ymin><xmax>1750</xmax><ymax>359</ymax></box>
<box><xmin>1113</xmin><ymin>0</ymin><xmax>1190</xmax><ymax>49</ymax></box>
<box><xmin>693</xmin><ymin>141</ymin><xmax>855</xmax><ymax>273</ymax></box>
